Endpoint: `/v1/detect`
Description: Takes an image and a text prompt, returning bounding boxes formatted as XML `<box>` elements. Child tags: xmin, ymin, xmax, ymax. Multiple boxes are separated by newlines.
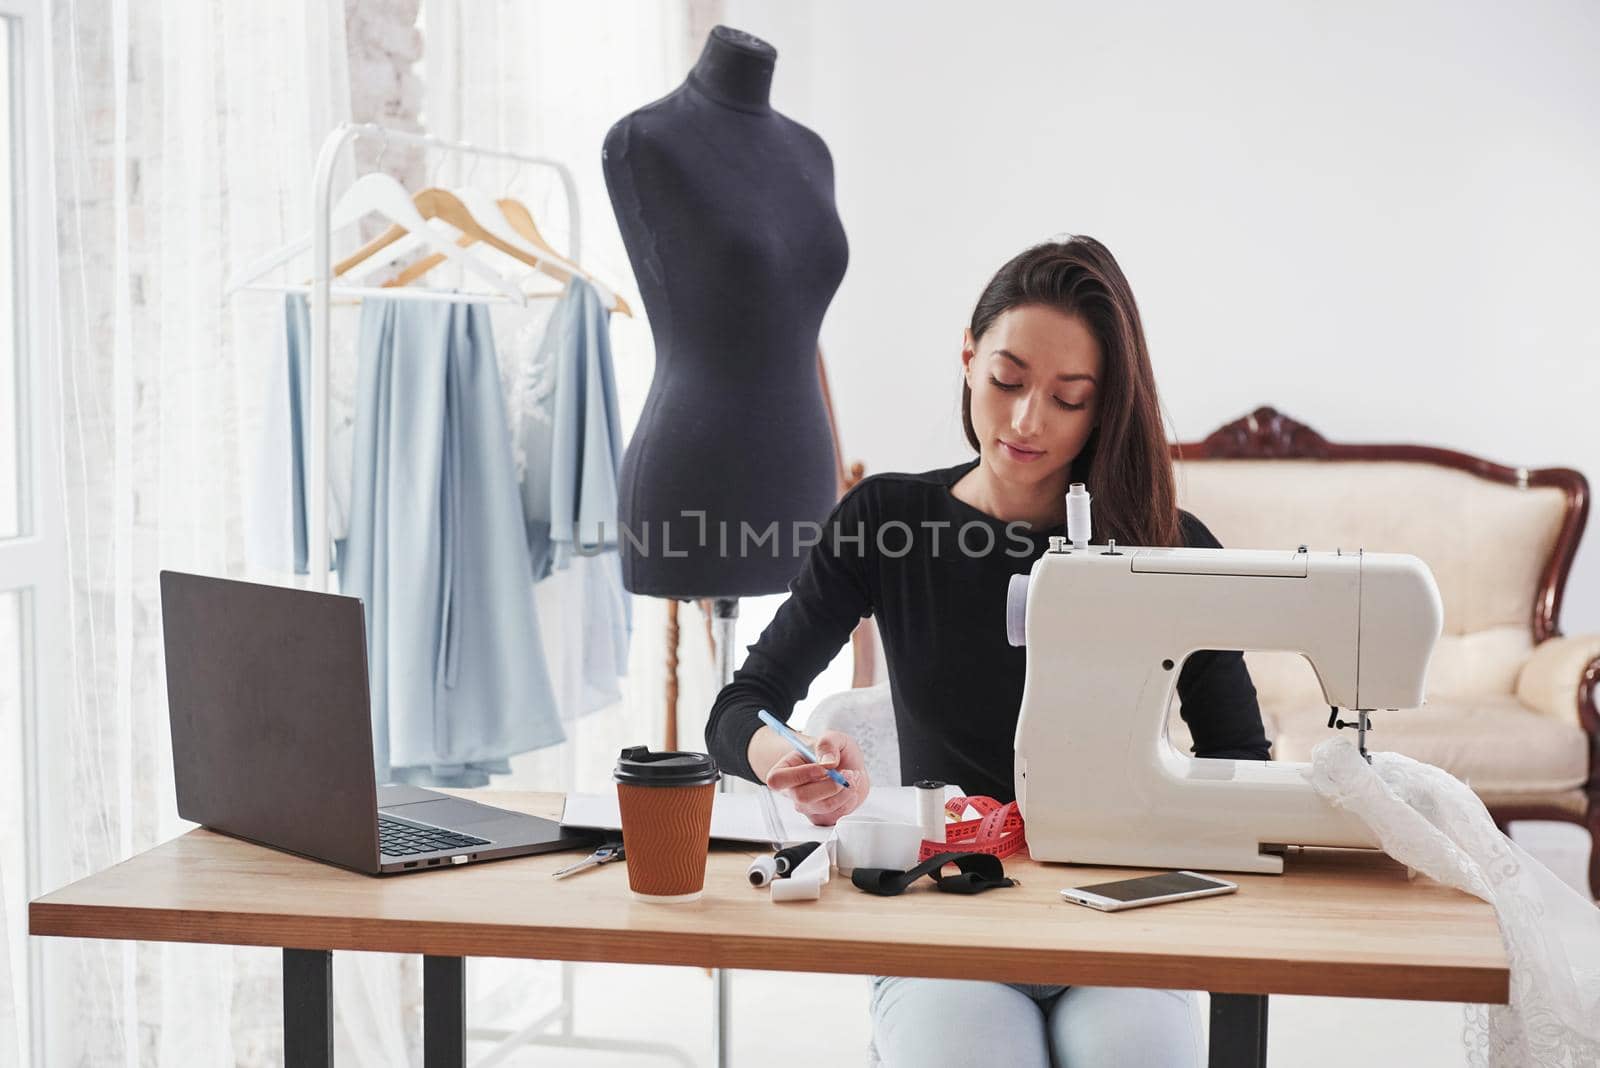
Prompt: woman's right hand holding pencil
<box><xmin>759</xmin><ymin>725</ymin><xmax>872</xmax><ymax>826</ymax></box>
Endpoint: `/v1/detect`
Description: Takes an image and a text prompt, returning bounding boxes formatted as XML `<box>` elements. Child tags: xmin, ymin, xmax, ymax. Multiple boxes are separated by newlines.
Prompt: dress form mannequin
<box><xmin>604</xmin><ymin>29</ymin><xmax>849</xmax><ymax>1067</ymax></box>
<box><xmin>602</xmin><ymin>25</ymin><xmax>848</xmax><ymax>600</ymax></box>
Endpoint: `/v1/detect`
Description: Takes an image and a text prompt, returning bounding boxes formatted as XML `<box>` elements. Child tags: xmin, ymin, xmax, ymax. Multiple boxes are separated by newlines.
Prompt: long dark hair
<box><xmin>961</xmin><ymin>236</ymin><xmax>1181</xmax><ymax>548</ymax></box>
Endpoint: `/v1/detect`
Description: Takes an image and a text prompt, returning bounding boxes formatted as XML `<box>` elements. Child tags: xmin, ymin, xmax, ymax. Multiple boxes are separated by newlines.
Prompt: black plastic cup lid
<box><xmin>614</xmin><ymin>746</ymin><xmax>721</xmax><ymax>787</ymax></box>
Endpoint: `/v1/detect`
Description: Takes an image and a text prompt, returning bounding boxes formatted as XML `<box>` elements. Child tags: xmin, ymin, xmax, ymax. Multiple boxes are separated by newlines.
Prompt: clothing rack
<box><xmin>243</xmin><ymin>122</ymin><xmax>697</xmax><ymax>1068</ymax></box>
<box><xmin>301</xmin><ymin>121</ymin><xmax>582</xmax><ymax>585</ymax></box>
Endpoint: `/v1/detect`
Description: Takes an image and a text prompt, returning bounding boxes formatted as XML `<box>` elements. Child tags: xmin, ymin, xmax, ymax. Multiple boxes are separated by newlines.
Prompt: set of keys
<box><xmin>551</xmin><ymin>839</ymin><xmax>625</xmax><ymax>879</ymax></box>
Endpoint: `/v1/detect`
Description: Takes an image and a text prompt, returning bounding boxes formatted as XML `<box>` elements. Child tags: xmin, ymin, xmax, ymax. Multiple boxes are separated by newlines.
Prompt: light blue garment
<box><xmin>247</xmin><ymin>295</ymin><xmax>343</xmax><ymax>576</ymax></box>
<box><xmin>517</xmin><ymin>278</ymin><xmax>632</xmax><ymax>716</ymax></box>
<box><xmin>521</xmin><ymin>278</ymin><xmax>628</xmax><ymax>580</ymax></box>
<box><xmin>869</xmin><ymin>977</ymin><xmax>1203</xmax><ymax>1067</ymax></box>
<box><xmin>285</xmin><ymin>295</ymin><xmax>314</xmax><ymax>574</ymax></box>
<box><xmin>338</xmin><ymin>297</ymin><xmax>565</xmax><ymax>787</ymax></box>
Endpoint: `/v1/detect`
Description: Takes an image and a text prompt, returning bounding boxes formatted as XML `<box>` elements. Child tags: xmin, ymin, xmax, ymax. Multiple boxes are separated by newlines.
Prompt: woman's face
<box><xmin>963</xmin><ymin>303</ymin><xmax>1102</xmax><ymax>489</ymax></box>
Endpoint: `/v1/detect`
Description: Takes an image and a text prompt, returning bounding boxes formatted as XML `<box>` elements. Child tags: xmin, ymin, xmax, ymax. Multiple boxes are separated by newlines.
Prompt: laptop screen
<box><xmin>159</xmin><ymin>571</ymin><xmax>381</xmax><ymax>872</ymax></box>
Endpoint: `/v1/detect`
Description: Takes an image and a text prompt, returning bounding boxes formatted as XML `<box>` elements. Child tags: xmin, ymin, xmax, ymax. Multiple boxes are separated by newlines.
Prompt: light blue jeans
<box><xmin>869</xmin><ymin>977</ymin><xmax>1204</xmax><ymax>1067</ymax></box>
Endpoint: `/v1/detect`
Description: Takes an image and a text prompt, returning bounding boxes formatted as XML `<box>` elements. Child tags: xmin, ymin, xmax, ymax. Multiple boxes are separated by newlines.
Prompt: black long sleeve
<box><xmin>704</xmin><ymin>459</ymin><xmax>1270</xmax><ymax>798</ymax></box>
<box><xmin>704</xmin><ymin>478</ymin><xmax>876</xmax><ymax>783</ymax></box>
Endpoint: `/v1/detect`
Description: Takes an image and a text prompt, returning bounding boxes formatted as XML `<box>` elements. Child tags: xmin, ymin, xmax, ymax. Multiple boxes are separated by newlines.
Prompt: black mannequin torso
<box><xmin>603</xmin><ymin>26</ymin><xmax>849</xmax><ymax>599</ymax></box>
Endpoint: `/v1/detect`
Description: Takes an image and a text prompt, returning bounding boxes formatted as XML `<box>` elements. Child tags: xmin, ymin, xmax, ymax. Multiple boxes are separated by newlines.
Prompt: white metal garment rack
<box><xmin>242</xmin><ymin>122</ymin><xmax>699</xmax><ymax>1068</ymax></box>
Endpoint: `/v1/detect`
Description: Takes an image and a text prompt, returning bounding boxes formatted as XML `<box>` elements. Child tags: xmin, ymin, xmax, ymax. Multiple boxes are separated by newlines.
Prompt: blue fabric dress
<box><xmin>248</xmin><ymin>294</ymin><xmax>345</xmax><ymax>576</ymax></box>
<box><xmin>520</xmin><ymin>278</ymin><xmax>628</xmax><ymax>583</ymax></box>
<box><xmin>516</xmin><ymin>278</ymin><xmax>632</xmax><ymax>717</ymax></box>
<box><xmin>338</xmin><ymin>297</ymin><xmax>565</xmax><ymax>787</ymax></box>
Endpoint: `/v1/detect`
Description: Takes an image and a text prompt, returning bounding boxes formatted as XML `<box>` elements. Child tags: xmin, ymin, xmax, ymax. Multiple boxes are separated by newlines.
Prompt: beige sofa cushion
<box><xmin>1166</xmin><ymin>695</ymin><xmax>1586</xmax><ymax>795</ymax></box>
<box><xmin>1239</xmin><ymin>625</ymin><xmax>1535</xmax><ymax>709</ymax></box>
<box><xmin>1271</xmin><ymin>695</ymin><xmax>1588</xmax><ymax>795</ymax></box>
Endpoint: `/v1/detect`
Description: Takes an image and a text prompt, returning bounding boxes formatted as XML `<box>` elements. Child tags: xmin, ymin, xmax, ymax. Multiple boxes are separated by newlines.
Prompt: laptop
<box><xmin>158</xmin><ymin>570</ymin><xmax>597</xmax><ymax>875</ymax></box>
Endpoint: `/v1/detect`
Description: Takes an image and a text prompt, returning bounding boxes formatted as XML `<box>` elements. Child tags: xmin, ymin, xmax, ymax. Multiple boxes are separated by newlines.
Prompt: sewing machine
<box><xmin>1008</xmin><ymin>527</ymin><xmax>1443</xmax><ymax>875</ymax></box>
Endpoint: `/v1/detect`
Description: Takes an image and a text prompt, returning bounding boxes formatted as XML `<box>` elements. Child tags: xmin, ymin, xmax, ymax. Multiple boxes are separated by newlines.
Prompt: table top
<box><xmin>30</xmin><ymin>789</ymin><xmax>1509</xmax><ymax>1002</ymax></box>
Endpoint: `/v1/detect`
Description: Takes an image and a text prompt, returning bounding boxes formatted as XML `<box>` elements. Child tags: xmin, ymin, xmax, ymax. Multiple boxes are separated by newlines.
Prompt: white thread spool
<box><xmin>915</xmin><ymin>780</ymin><xmax>947</xmax><ymax>843</ymax></box>
<box><xmin>1066</xmin><ymin>482</ymin><xmax>1092</xmax><ymax>549</ymax></box>
<box><xmin>747</xmin><ymin>856</ymin><xmax>778</xmax><ymax>887</ymax></box>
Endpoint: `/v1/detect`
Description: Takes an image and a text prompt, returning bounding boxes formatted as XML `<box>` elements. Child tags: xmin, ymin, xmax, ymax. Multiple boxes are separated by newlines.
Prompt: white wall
<box><xmin>724</xmin><ymin>0</ymin><xmax>1600</xmax><ymax>633</ymax></box>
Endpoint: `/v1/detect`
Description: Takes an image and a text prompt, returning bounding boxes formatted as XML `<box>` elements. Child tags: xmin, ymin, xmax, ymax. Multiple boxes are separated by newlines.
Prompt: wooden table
<box><xmin>30</xmin><ymin>790</ymin><xmax>1508</xmax><ymax>1066</ymax></box>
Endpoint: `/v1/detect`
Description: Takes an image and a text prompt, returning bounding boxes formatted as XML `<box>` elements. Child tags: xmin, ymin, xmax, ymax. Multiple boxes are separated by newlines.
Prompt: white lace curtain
<box><xmin>38</xmin><ymin>0</ymin><xmax>714</xmax><ymax>1063</ymax></box>
<box><xmin>44</xmin><ymin>1</ymin><xmax>407</xmax><ymax>1063</ymax></box>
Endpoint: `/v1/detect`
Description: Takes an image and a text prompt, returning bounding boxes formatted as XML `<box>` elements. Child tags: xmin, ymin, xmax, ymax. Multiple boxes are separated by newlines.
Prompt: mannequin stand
<box><xmin>645</xmin><ymin>351</ymin><xmax>874</xmax><ymax>1066</ymax></box>
<box><xmin>708</xmin><ymin>597</ymin><xmax>739</xmax><ymax>1068</ymax></box>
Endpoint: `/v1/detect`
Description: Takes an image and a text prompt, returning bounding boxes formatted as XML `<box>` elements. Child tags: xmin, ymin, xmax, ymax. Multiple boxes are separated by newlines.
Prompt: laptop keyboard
<box><xmin>379</xmin><ymin>815</ymin><xmax>490</xmax><ymax>857</ymax></box>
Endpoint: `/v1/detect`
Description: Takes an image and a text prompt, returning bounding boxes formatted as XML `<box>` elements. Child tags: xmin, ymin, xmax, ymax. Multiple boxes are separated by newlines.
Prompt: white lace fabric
<box><xmin>1308</xmin><ymin>739</ymin><xmax>1600</xmax><ymax>1067</ymax></box>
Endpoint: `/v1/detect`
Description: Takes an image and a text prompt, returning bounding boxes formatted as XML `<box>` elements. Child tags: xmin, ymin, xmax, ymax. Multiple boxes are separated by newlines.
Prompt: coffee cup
<box><xmin>614</xmin><ymin>746</ymin><xmax>720</xmax><ymax>903</ymax></box>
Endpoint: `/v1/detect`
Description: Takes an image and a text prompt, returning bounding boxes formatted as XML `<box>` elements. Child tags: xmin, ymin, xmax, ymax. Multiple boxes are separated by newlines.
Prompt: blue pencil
<box><xmin>757</xmin><ymin>709</ymin><xmax>851</xmax><ymax>788</ymax></box>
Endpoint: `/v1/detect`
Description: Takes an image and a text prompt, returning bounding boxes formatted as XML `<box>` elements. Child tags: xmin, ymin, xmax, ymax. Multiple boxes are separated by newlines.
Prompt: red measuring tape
<box><xmin>917</xmin><ymin>795</ymin><xmax>1026</xmax><ymax>862</ymax></box>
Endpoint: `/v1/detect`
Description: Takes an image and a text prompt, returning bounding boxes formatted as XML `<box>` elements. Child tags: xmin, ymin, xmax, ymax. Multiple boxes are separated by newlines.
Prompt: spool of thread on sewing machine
<box><xmin>915</xmin><ymin>780</ymin><xmax>947</xmax><ymax>843</ymax></box>
<box><xmin>1066</xmin><ymin>483</ymin><xmax>1091</xmax><ymax>549</ymax></box>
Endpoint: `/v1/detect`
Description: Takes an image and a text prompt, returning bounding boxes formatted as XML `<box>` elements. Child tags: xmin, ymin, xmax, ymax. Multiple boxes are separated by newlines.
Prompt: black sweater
<box><xmin>704</xmin><ymin>459</ymin><xmax>1272</xmax><ymax>801</ymax></box>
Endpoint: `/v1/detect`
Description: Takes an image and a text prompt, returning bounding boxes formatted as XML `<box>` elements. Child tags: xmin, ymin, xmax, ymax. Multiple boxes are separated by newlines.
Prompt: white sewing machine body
<box><xmin>1010</xmin><ymin>541</ymin><xmax>1443</xmax><ymax>874</ymax></box>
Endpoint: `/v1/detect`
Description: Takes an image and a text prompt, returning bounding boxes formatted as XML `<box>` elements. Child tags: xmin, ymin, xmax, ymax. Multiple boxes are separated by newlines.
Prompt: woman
<box><xmin>705</xmin><ymin>236</ymin><xmax>1270</xmax><ymax>1067</ymax></box>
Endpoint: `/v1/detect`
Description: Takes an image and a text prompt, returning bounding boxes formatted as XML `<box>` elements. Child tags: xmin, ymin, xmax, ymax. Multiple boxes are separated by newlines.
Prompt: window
<box><xmin>0</xmin><ymin>2</ymin><xmax>63</xmax><ymax>1064</ymax></box>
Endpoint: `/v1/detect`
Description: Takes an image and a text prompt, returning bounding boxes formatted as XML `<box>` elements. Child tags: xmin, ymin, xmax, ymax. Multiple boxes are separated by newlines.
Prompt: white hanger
<box><xmin>226</xmin><ymin>172</ymin><xmax>526</xmax><ymax>304</ymax></box>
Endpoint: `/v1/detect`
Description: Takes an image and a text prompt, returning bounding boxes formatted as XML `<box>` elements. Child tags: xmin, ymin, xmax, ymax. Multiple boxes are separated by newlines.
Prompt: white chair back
<box><xmin>801</xmin><ymin>682</ymin><xmax>900</xmax><ymax>786</ymax></box>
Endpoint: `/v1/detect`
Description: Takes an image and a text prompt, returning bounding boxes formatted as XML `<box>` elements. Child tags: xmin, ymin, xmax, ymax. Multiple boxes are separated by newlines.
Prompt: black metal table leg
<box><xmin>424</xmin><ymin>955</ymin><xmax>466</xmax><ymax>1068</ymax></box>
<box><xmin>1209</xmin><ymin>992</ymin><xmax>1268</xmax><ymax>1067</ymax></box>
<box><xmin>283</xmin><ymin>949</ymin><xmax>333</xmax><ymax>1068</ymax></box>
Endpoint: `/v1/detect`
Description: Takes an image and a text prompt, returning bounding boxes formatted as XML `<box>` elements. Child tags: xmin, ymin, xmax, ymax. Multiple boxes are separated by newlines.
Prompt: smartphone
<box><xmin>1059</xmin><ymin>870</ymin><xmax>1238</xmax><ymax>912</ymax></box>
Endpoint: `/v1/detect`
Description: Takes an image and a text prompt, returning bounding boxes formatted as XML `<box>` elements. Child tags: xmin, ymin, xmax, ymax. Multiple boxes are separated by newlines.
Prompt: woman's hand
<box><xmin>762</xmin><ymin>729</ymin><xmax>871</xmax><ymax>826</ymax></box>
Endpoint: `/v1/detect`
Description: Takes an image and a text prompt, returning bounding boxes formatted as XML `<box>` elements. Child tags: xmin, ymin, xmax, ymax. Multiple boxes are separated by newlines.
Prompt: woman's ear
<box><xmin>961</xmin><ymin>328</ymin><xmax>976</xmax><ymax>380</ymax></box>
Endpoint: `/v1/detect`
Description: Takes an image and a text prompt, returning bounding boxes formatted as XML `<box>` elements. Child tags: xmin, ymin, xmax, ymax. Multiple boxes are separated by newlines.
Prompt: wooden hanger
<box><xmin>496</xmin><ymin>198</ymin><xmax>631</xmax><ymax>317</ymax></box>
<box><xmin>496</xmin><ymin>199</ymin><xmax>559</xmax><ymax>261</ymax></box>
<box><xmin>397</xmin><ymin>188</ymin><xmax>572</xmax><ymax>288</ymax></box>
<box><xmin>339</xmin><ymin>188</ymin><xmax>630</xmax><ymax>316</ymax></box>
<box><xmin>330</xmin><ymin>187</ymin><xmax>561</xmax><ymax>287</ymax></box>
